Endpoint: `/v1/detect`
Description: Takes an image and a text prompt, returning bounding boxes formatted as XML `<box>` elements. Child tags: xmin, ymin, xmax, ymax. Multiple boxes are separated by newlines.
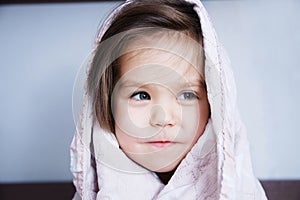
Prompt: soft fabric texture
<box><xmin>70</xmin><ymin>0</ymin><xmax>267</xmax><ymax>199</ymax></box>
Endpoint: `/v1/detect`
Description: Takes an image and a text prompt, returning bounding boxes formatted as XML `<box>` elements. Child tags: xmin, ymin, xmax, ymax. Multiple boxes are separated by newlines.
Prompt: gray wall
<box><xmin>0</xmin><ymin>0</ymin><xmax>299</xmax><ymax>183</ymax></box>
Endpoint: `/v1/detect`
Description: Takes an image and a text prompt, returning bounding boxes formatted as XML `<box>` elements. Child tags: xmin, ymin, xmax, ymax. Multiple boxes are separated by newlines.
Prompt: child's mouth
<box><xmin>148</xmin><ymin>141</ymin><xmax>174</xmax><ymax>148</ymax></box>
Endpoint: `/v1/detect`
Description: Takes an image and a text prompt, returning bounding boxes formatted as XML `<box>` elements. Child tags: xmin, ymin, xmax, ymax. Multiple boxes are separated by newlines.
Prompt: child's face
<box><xmin>112</xmin><ymin>36</ymin><xmax>209</xmax><ymax>172</ymax></box>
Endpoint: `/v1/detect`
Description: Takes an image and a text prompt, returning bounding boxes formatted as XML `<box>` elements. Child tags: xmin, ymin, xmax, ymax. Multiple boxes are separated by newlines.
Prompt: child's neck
<box><xmin>155</xmin><ymin>169</ymin><xmax>176</xmax><ymax>185</ymax></box>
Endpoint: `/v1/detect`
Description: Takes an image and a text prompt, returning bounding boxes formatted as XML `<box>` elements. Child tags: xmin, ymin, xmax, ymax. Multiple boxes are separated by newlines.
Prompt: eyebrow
<box><xmin>120</xmin><ymin>78</ymin><xmax>204</xmax><ymax>88</ymax></box>
<box><xmin>119</xmin><ymin>79</ymin><xmax>144</xmax><ymax>88</ymax></box>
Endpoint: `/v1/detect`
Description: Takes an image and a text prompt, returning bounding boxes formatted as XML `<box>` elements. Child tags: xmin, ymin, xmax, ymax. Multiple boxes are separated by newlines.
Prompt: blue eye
<box><xmin>178</xmin><ymin>92</ymin><xmax>198</xmax><ymax>100</ymax></box>
<box><xmin>131</xmin><ymin>91</ymin><xmax>151</xmax><ymax>101</ymax></box>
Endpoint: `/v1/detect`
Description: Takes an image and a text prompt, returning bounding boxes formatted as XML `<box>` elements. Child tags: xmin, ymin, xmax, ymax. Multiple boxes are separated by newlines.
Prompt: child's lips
<box><xmin>147</xmin><ymin>141</ymin><xmax>175</xmax><ymax>148</ymax></box>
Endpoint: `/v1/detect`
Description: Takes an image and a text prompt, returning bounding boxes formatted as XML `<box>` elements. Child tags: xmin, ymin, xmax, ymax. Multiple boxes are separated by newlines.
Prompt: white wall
<box><xmin>204</xmin><ymin>0</ymin><xmax>300</xmax><ymax>179</ymax></box>
<box><xmin>0</xmin><ymin>2</ymin><xmax>122</xmax><ymax>183</ymax></box>
<box><xmin>0</xmin><ymin>0</ymin><xmax>299</xmax><ymax>182</ymax></box>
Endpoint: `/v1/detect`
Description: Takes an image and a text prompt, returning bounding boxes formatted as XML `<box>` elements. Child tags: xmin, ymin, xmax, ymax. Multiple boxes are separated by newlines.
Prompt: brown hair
<box><xmin>87</xmin><ymin>0</ymin><xmax>203</xmax><ymax>133</ymax></box>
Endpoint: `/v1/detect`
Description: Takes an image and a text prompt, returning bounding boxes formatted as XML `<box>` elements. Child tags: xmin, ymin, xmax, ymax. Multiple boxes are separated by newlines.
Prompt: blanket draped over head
<box><xmin>70</xmin><ymin>0</ymin><xmax>267</xmax><ymax>199</ymax></box>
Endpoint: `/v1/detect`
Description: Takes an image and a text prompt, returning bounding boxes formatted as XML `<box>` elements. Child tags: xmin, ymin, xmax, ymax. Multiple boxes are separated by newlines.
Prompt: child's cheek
<box><xmin>113</xmin><ymin>96</ymin><xmax>152</xmax><ymax>139</ymax></box>
<box><xmin>180</xmin><ymin>102</ymin><xmax>208</xmax><ymax>144</ymax></box>
<box><xmin>181</xmin><ymin>105</ymin><xmax>200</xmax><ymax>134</ymax></box>
<box><xmin>115</xmin><ymin>126</ymin><xmax>143</xmax><ymax>153</ymax></box>
<box><xmin>128</xmin><ymin>103</ymin><xmax>152</xmax><ymax>129</ymax></box>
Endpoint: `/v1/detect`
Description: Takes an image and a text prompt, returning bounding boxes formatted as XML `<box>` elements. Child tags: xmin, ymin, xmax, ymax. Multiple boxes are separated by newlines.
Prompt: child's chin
<box><xmin>148</xmin><ymin>160</ymin><xmax>180</xmax><ymax>173</ymax></box>
<box><xmin>154</xmin><ymin>167</ymin><xmax>175</xmax><ymax>173</ymax></box>
<box><xmin>124</xmin><ymin>150</ymin><xmax>184</xmax><ymax>173</ymax></box>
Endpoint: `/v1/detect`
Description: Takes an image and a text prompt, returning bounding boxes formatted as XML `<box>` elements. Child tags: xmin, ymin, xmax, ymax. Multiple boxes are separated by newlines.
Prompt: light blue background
<box><xmin>0</xmin><ymin>0</ymin><xmax>299</xmax><ymax>183</ymax></box>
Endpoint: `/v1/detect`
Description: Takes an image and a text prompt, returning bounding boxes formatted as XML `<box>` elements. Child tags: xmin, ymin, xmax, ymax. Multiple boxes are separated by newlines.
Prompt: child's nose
<box><xmin>149</xmin><ymin>102</ymin><xmax>179</xmax><ymax>128</ymax></box>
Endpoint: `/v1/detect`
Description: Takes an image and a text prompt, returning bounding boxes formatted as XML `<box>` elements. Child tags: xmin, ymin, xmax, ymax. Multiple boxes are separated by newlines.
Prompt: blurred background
<box><xmin>0</xmin><ymin>0</ymin><xmax>299</xmax><ymax>199</ymax></box>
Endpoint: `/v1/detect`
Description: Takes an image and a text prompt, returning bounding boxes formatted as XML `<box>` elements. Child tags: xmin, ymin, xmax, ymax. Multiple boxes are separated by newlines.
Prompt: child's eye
<box><xmin>130</xmin><ymin>91</ymin><xmax>151</xmax><ymax>101</ymax></box>
<box><xmin>178</xmin><ymin>91</ymin><xmax>198</xmax><ymax>100</ymax></box>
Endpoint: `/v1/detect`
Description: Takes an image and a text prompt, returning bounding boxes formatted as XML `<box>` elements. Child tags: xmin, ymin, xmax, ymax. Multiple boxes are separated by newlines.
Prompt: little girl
<box><xmin>70</xmin><ymin>0</ymin><xmax>267</xmax><ymax>199</ymax></box>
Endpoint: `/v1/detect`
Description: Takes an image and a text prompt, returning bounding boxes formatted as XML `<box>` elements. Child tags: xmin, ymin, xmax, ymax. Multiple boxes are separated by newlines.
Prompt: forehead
<box><xmin>121</xmin><ymin>49</ymin><xmax>199</xmax><ymax>80</ymax></box>
<box><xmin>118</xmin><ymin>31</ymin><xmax>204</xmax><ymax>85</ymax></box>
<box><xmin>121</xmin><ymin>30</ymin><xmax>203</xmax><ymax>67</ymax></box>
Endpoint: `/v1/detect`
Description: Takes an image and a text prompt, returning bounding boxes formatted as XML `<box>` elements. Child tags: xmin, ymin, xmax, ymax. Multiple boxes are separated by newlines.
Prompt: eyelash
<box><xmin>130</xmin><ymin>91</ymin><xmax>151</xmax><ymax>101</ymax></box>
<box><xmin>130</xmin><ymin>91</ymin><xmax>199</xmax><ymax>101</ymax></box>
<box><xmin>177</xmin><ymin>91</ymin><xmax>199</xmax><ymax>101</ymax></box>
